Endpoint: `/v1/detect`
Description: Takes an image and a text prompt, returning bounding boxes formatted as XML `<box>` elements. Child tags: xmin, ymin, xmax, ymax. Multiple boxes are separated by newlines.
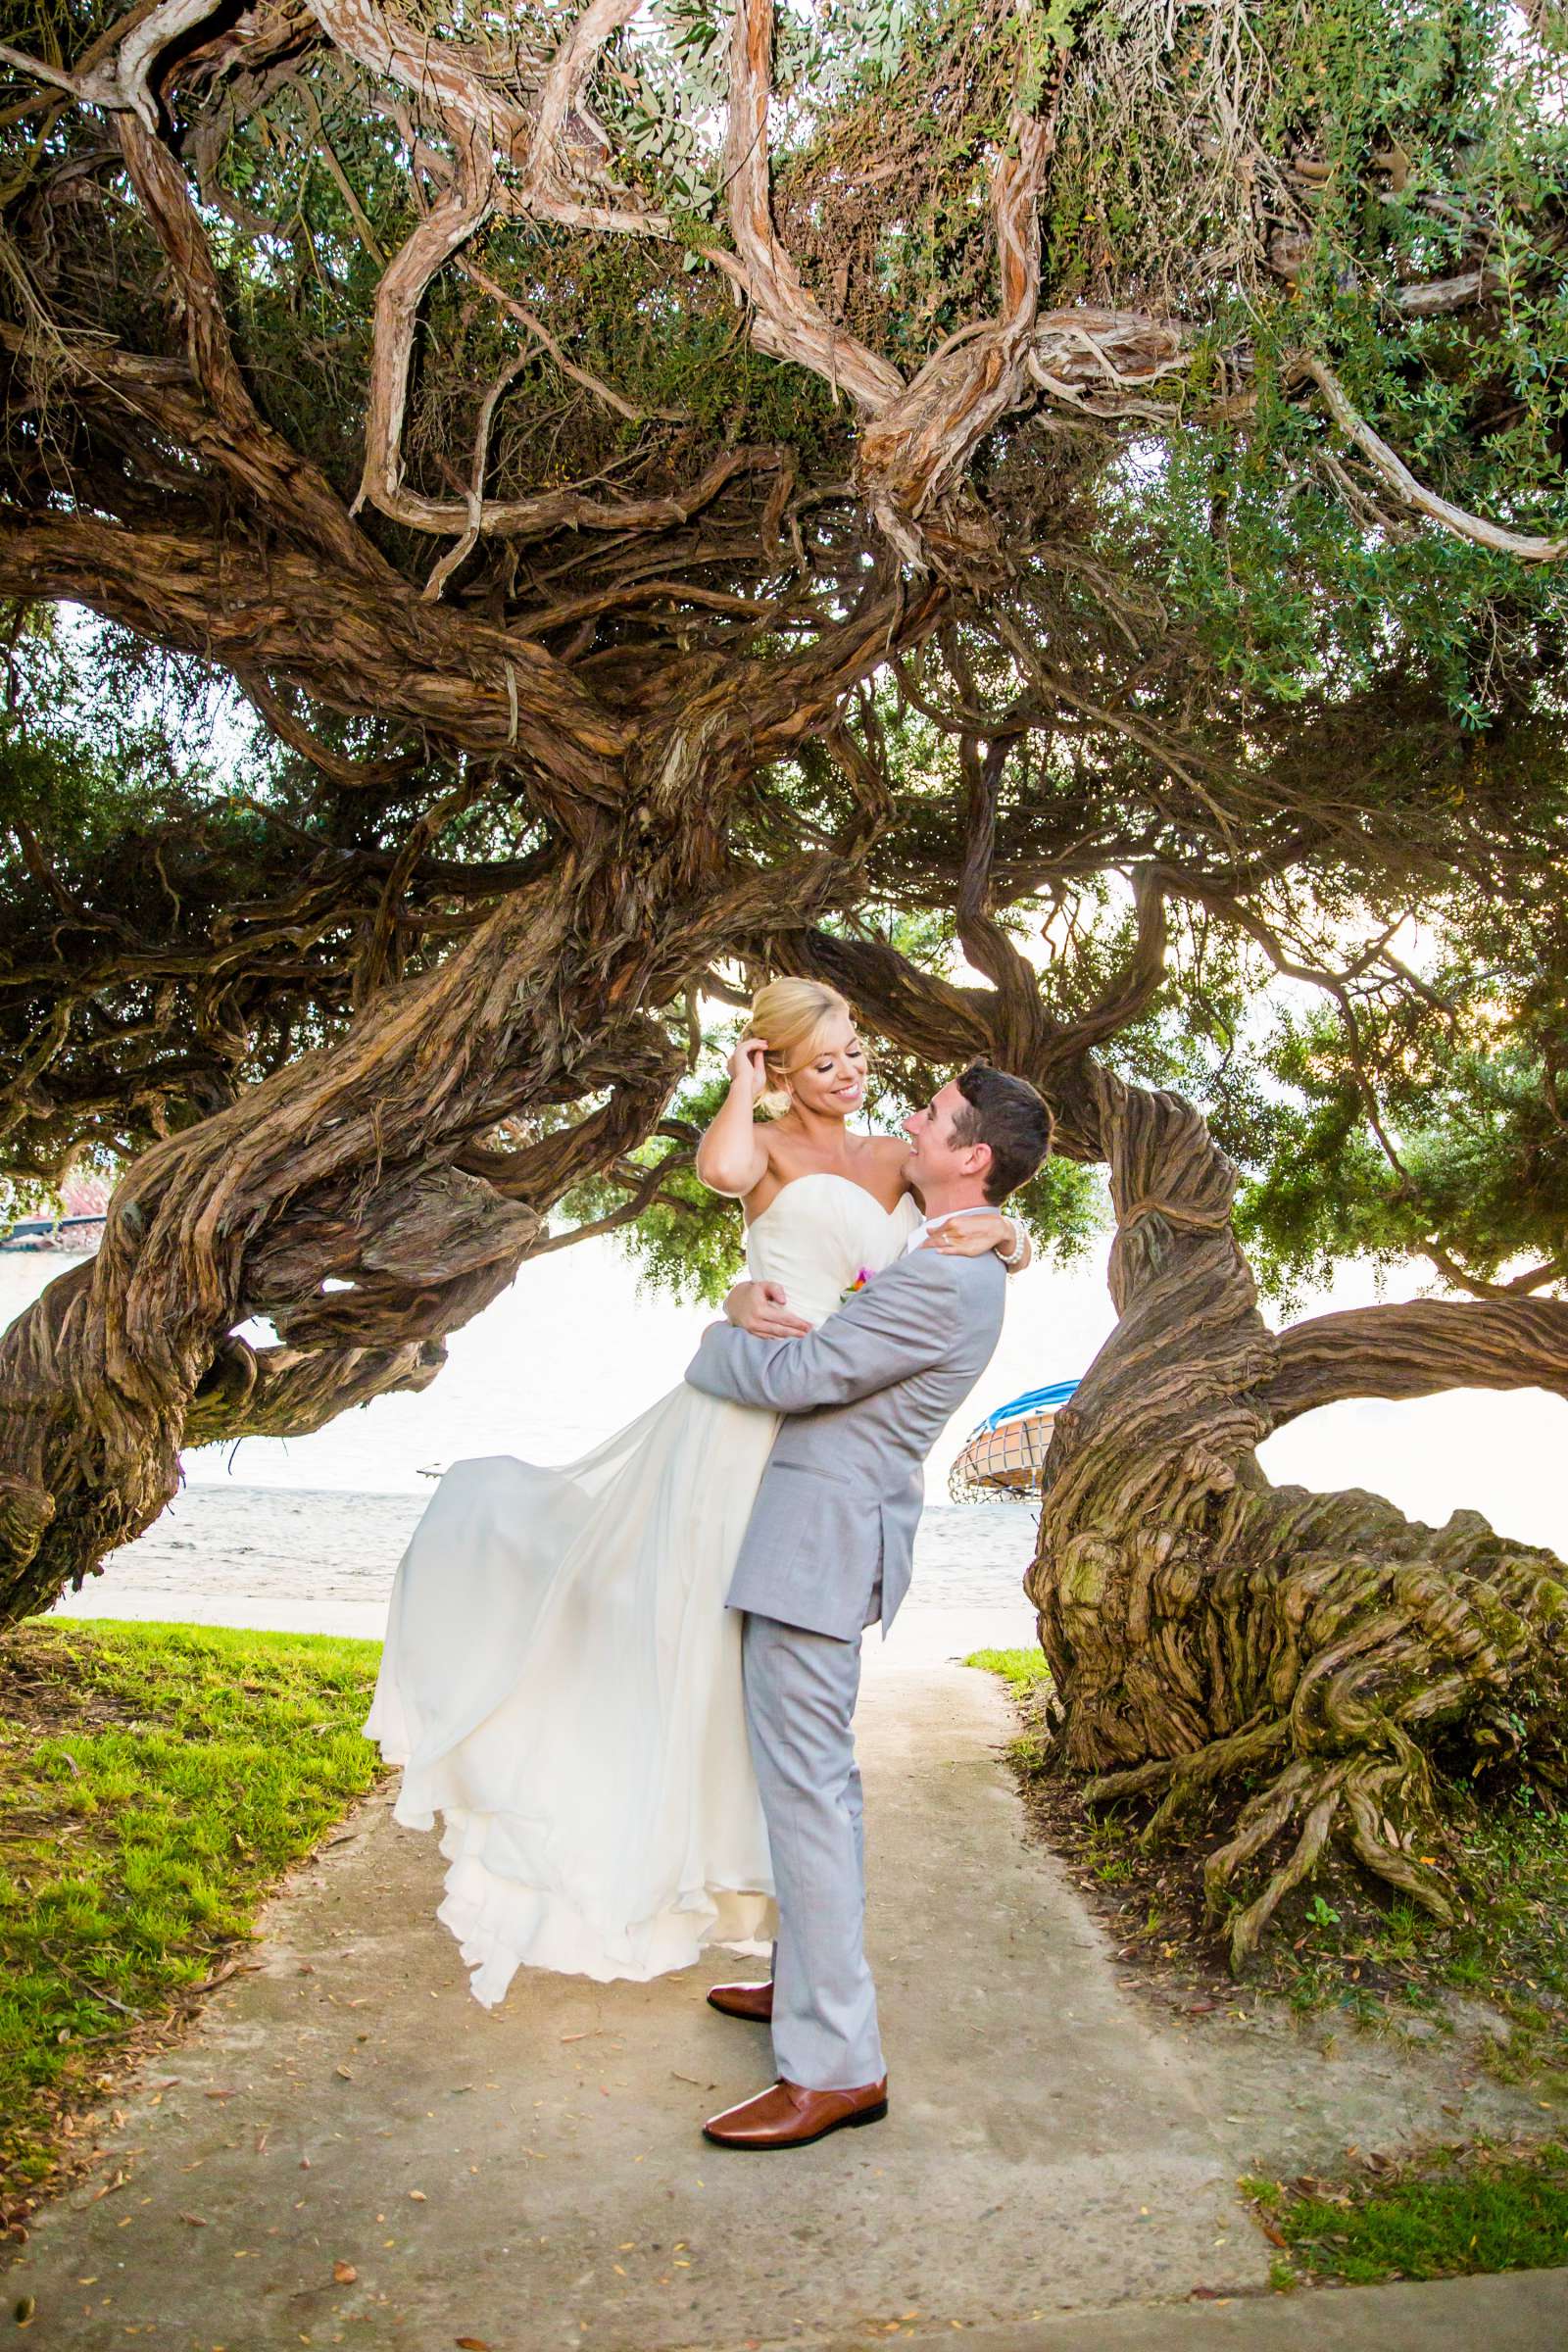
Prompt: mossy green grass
<box><xmin>1246</xmin><ymin>2144</ymin><xmax>1568</xmax><ymax>2284</ymax></box>
<box><xmin>0</xmin><ymin>1619</ymin><xmax>383</xmax><ymax>2228</ymax></box>
<box><xmin>963</xmin><ymin>1644</ymin><xmax>1052</xmax><ymax>1697</ymax></box>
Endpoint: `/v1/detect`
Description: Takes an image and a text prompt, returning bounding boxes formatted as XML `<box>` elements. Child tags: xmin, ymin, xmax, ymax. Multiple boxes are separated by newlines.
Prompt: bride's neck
<box><xmin>780</xmin><ymin>1103</ymin><xmax>853</xmax><ymax>1152</ymax></box>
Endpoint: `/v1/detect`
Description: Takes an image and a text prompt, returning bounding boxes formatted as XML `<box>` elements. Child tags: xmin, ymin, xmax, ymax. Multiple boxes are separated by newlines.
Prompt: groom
<box><xmin>682</xmin><ymin>1061</ymin><xmax>1052</xmax><ymax>2150</ymax></box>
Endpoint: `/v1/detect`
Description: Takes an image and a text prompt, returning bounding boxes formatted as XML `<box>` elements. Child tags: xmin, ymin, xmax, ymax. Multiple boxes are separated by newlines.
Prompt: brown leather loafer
<box><xmin>702</xmin><ymin>2076</ymin><xmax>888</xmax><ymax>2149</ymax></box>
<box><xmin>706</xmin><ymin>1980</ymin><xmax>774</xmax><ymax>2024</ymax></box>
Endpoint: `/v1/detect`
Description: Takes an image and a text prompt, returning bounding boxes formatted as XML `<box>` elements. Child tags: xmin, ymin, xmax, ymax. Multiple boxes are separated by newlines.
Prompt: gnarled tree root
<box><xmin>1067</xmin><ymin>1486</ymin><xmax>1568</xmax><ymax>1972</ymax></box>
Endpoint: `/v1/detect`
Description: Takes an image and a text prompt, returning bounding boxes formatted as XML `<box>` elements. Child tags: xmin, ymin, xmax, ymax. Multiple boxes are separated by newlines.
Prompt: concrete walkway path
<box><xmin>948</xmin><ymin>2270</ymin><xmax>1565</xmax><ymax>2349</ymax></box>
<box><xmin>9</xmin><ymin>1644</ymin><xmax>1564</xmax><ymax>2349</ymax></box>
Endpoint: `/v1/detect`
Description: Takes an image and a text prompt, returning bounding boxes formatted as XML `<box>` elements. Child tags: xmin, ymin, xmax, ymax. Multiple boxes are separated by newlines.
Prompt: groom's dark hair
<box><xmin>953</xmin><ymin>1064</ymin><xmax>1054</xmax><ymax>1203</ymax></box>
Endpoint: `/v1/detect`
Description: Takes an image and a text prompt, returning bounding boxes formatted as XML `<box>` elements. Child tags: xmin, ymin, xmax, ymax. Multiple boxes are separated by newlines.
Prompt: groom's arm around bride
<box><xmin>688</xmin><ymin>1238</ymin><xmax>987</xmax><ymax>1411</ymax></box>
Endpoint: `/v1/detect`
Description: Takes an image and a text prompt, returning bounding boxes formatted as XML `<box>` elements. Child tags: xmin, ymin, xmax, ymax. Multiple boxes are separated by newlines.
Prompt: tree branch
<box><xmin>1292</xmin><ymin>354</ymin><xmax>1568</xmax><ymax>563</ymax></box>
<box><xmin>1263</xmin><ymin>1295</ymin><xmax>1568</xmax><ymax>1428</ymax></box>
<box><xmin>711</xmin><ymin>0</ymin><xmax>903</xmax><ymax>414</ymax></box>
<box><xmin>0</xmin><ymin>511</ymin><xmax>629</xmax><ymax>808</ymax></box>
<box><xmin>115</xmin><ymin>111</ymin><xmax>388</xmax><ymax>582</ymax></box>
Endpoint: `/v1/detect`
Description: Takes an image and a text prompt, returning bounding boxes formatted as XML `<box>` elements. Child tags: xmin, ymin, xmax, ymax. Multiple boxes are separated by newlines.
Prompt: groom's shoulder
<box><xmin>886</xmin><ymin>1245</ymin><xmax>963</xmax><ymax>1288</ymax></box>
<box><xmin>945</xmin><ymin>1247</ymin><xmax>1007</xmax><ymax>1309</ymax></box>
<box><xmin>885</xmin><ymin>1242</ymin><xmax>1002</xmax><ymax>1299</ymax></box>
<box><xmin>948</xmin><ymin>1241</ymin><xmax>1007</xmax><ymax>1285</ymax></box>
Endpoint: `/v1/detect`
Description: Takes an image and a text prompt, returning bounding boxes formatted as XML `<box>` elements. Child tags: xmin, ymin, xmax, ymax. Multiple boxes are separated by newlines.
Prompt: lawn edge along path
<box><xmin>0</xmin><ymin>1617</ymin><xmax>384</xmax><ymax>2247</ymax></box>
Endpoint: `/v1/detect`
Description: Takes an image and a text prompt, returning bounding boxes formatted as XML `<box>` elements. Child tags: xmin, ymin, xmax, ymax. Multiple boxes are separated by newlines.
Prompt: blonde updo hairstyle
<box><xmin>749</xmin><ymin>978</ymin><xmax>856</xmax><ymax>1116</ymax></box>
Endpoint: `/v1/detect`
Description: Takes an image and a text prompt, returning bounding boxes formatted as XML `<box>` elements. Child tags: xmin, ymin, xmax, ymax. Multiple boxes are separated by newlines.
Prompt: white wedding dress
<box><xmin>366</xmin><ymin>1172</ymin><xmax>922</xmax><ymax>2006</ymax></box>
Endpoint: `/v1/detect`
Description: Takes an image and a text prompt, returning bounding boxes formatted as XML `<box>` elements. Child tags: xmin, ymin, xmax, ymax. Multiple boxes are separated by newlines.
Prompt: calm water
<box><xmin>89</xmin><ymin>1483</ymin><xmax>1042</xmax><ymax>1612</ymax></box>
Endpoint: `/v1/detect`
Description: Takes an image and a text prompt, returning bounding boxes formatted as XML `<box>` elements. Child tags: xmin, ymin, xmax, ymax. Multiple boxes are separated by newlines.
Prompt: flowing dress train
<box><xmin>366</xmin><ymin>1173</ymin><xmax>921</xmax><ymax>2005</ymax></box>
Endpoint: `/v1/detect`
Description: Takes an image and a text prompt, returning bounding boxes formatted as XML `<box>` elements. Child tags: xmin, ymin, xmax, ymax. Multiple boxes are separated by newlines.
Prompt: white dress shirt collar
<box><xmin>902</xmin><ymin>1202</ymin><xmax>994</xmax><ymax>1255</ymax></box>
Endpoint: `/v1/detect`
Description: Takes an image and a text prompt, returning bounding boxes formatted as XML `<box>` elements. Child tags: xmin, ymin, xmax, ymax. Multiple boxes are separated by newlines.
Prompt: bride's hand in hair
<box><xmin>723</xmin><ymin>1278</ymin><xmax>811</xmax><ymax>1338</ymax></box>
<box><xmin>728</xmin><ymin>1035</ymin><xmax>771</xmax><ymax>1102</ymax></box>
<box><xmin>695</xmin><ymin>1039</ymin><xmax>773</xmax><ymax>1195</ymax></box>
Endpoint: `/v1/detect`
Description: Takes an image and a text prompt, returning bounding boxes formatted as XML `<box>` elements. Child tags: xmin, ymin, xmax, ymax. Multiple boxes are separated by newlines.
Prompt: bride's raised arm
<box><xmin>694</xmin><ymin>1035</ymin><xmax>773</xmax><ymax>1200</ymax></box>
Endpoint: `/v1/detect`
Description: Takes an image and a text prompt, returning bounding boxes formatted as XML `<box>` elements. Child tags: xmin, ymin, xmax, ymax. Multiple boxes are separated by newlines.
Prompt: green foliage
<box><xmin>609</xmin><ymin>1173</ymin><xmax>747</xmax><ymax>1306</ymax></box>
<box><xmin>1234</xmin><ymin>888</ymin><xmax>1568</xmax><ymax>1306</ymax></box>
<box><xmin>555</xmin><ymin>1067</ymin><xmax>744</xmax><ymax>1305</ymax></box>
<box><xmin>0</xmin><ymin>600</ymin><xmax>506</xmax><ymax>1176</ymax></box>
<box><xmin>1008</xmin><ymin>1154</ymin><xmax>1108</xmax><ymax>1266</ymax></box>
<box><xmin>1053</xmin><ymin>0</ymin><xmax>1568</xmax><ymax>718</ymax></box>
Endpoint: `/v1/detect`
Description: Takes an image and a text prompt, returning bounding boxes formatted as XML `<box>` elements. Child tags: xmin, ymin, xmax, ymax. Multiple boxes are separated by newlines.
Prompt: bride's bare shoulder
<box><xmin>848</xmin><ymin>1132</ymin><xmax>913</xmax><ymax>1209</ymax></box>
<box><xmin>859</xmin><ymin>1133</ymin><xmax>911</xmax><ymax>1179</ymax></box>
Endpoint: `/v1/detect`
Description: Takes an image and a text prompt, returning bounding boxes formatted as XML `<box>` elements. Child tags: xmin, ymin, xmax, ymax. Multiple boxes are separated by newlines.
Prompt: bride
<box><xmin>365</xmin><ymin>979</ymin><xmax>1028</xmax><ymax>2005</ymax></box>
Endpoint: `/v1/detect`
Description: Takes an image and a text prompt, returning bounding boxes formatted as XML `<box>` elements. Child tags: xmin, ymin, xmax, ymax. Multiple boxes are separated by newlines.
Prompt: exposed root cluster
<box><xmin>1076</xmin><ymin>1487</ymin><xmax>1568</xmax><ymax>1969</ymax></box>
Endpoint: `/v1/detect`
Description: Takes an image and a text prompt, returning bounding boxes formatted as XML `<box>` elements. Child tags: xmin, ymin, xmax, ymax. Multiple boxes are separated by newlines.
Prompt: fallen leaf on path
<box><xmin>195</xmin><ymin>1957</ymin><xmax>262</xmax><ymax>1994</ymax></box>
<box><xmin>455</xmin><ymin>2337</ymin><xmax>491</xmax><ymax>2349</ymax></box>
<box><xmin>12</xmin><ymin>2296</ymin><xmax>34</xmax><ymax>2328</ymax></box>
<box><xmin>177</xmin><ymin>2212</ymin><xmax>208</xmax><ymax>2229</ymax></box>
<box><xmin>334</xmin><ymin>2067</ymin><xmax>353</xmax><ymax>2082</ymax></box>
<box><xmin>332</xmin><ymin>2261</ymin><xmax>357</xmax><ymax>2284</ymax></box>
<box><xmin>409</xmin><ymin>2190</ymin><xmax>426</xmax><ymax>2202</ymax></box>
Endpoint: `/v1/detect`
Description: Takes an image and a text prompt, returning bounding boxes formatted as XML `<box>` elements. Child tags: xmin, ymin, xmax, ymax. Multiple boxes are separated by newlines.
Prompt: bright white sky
<box><xmin>8</xmin><ymin>1229</ymin><xmax>1563</xmax><ymax>1557</ymax></box>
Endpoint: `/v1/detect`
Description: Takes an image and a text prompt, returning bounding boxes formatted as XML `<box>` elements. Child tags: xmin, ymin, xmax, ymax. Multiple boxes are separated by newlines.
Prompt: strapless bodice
<box><xmin>745</xmin><ymin>1173</ymin><xmax>921</xmax><ymax>1326</ymax></box>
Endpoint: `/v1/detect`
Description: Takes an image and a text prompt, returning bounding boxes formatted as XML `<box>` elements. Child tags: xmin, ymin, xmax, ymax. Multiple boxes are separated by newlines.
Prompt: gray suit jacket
<box><xmin>684</xmin><ymin>1248</ymin><xmax>1006</xmax><ymax>1639</ymax></box>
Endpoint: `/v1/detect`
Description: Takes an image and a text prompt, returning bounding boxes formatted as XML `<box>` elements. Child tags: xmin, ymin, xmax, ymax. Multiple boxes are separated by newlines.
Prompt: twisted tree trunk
<box><xmin>0</xmin><ymin>724</ymin><xmax>856</xmax><ymax>1624</ymax></box>
<box><xmin>0</xmin><ymin>879</ymin><xmax>591</xmax><ymax>1619</ymax></box>
<box><xmin>1031</xmin><ymin>1068</ymin><xmax>1568</xmax><ymax>1967</ymax></box>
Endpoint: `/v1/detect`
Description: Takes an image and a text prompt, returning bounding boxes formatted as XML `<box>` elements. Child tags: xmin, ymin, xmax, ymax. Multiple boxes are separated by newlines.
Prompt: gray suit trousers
<box><xmin>741</xmin><ymin>1604</ymin><xmax>885</xmax><ymax>2091</ymax></box>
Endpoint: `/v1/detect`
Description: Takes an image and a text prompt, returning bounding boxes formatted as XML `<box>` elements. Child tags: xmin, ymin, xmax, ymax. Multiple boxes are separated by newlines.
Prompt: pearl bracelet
<box><xmin>997</xmin><ymin>1217</ymin><xmax>1027</xmax><ymax>1269</ymax></box>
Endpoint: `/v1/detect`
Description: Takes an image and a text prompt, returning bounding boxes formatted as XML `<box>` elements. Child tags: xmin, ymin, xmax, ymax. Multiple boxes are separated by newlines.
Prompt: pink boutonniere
<box><xmin>844</xmin><ymin>1266</ymin><xmax>873</xmax><ymax>1299</ymax></box>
